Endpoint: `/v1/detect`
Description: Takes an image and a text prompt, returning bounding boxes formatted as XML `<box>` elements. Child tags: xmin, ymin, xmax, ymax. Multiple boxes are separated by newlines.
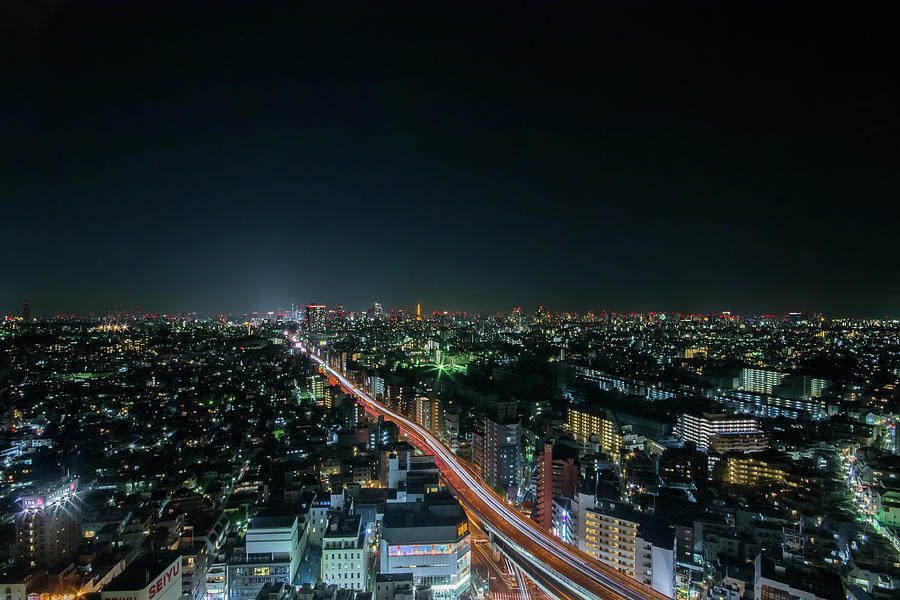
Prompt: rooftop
<box><xmin>758</xmin><ymin>555</ymin><xmax>844</xmax><ymax>600</ymax></box>
<box><xmin>383</xmin><ymin>491</ymin><xmax>465</xmax><ymax>530</ymax></box>
<box><xmin>104</xmin><ymin>552</ymin><xmax>181</xmax><ymax>592</ymax></box>
<box><xmin>250</xmin><ymin>515</ymin><xmax>297</xmax><ymax>530</ymax></box>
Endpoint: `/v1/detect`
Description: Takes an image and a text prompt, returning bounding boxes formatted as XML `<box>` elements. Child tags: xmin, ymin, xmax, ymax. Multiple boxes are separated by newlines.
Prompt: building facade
<box><xmin>534</xmin><ymin>443</ymin><xmax>579</xmax><ymax>531</ymax></box>
<box><xmin>582</xmin><ymin>501</ymin><xmax>675</xmax><ymax>597</ymax></box>
<box><xmin>380</xmin><ymin>492</ymin><xmax>470</xmax><ymax>598</ymax></box>
<box><xmin>227</xmin><ymin>515</ymin><xmax>301</xmax><ymax>600</ymax></box>
<box><xmin>565</xmin><ymin>408</ymin><xmax>623</xmax><ymax>460</ymax></box>
<box><xmin>675</xmin><ymin>413</ymin><xmax>760</xmax><ymax>451</ymax></box>
<box><xmin>321</xmin><ymin>514</ymin><xmax>368</xmax><ymax>592</ymax></box>
<box><xmin>15</xmin><ymin>480</ymin><xmax>81</xmax><ymax>569</ymax></box>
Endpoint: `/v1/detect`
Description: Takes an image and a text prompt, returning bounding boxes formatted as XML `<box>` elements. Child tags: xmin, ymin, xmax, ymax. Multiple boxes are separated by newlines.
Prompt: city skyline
<box><xmin>2</xmin><ymin>3</ymin><xmax>898</xmax><ymax>316</ymax></box>
<box><xmin>5</xmin><ymin>300</ymin><xmax>896</xmax><ymax>321</ymax></box>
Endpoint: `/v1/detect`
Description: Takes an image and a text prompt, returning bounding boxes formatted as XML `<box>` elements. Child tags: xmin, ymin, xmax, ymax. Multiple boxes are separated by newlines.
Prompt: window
<box><xmin>253</xmin><ymin>567</ymin><xmax>269</xmax><ymax>576</ymax></box>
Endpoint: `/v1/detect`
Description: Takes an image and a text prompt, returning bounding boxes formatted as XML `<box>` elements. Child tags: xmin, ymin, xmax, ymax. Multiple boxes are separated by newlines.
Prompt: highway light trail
<box><xmin>305</xmin><ymin>348</ymin><xmax>669</xmax><ymax>600</ymax></box>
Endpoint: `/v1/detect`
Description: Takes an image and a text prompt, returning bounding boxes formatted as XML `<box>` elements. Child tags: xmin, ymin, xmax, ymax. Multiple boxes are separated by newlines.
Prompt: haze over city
<box><xmin>2</xmin><ymin>3</ymin><xmax>898</xmax><ymax>316</ymax></box>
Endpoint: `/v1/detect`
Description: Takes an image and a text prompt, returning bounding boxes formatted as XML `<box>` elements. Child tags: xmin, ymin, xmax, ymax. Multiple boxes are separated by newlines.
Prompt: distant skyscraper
<box><xmin>22</xmin><ymin>299</ymin><xmax>30</xmax><ymax>322</ymax></box>
<box><xmin>306</xmin><ymin>304</ymin><xmax>326</xmax><ymax>334</ymax></box>
<box><xmin>511</xmin><ymin>306</ymin><xmax>523</xmax><ymax>330</ymax></box>
<box><xmin>372</xmin><ymin>302</ymin><xmax>383</xmax><ymax>318</ymax></box>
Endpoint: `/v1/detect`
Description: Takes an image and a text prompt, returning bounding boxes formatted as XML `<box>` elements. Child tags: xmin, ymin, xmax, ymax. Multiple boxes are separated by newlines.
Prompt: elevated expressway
<box><xmin>305</xmin><ymin>348</ymin><xmax>669</xmax><ymax>600</ymax></box>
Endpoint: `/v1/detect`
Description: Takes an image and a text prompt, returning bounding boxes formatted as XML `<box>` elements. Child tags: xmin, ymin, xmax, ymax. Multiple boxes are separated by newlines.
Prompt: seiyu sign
<box><xmin>102</xmin><ymin>557</ymin><xmax>181</xmax><ymax>600</ymax></box>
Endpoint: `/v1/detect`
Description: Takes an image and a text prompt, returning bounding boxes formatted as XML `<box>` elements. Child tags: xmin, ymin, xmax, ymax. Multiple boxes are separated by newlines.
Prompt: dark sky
<box><xmin>2</xmin><ymin>2</ymin><xmax>898</xmax><ymax>316</ymax></box>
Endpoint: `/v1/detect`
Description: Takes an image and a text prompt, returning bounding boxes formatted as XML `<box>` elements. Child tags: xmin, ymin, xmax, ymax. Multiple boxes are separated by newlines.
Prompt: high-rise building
<box><xmin>412</xmin><ymin>395</ymin><xmax>443</xmax><ymax>438</ymax></box>
<box><xmin>565</xmin><ymin>407</ymin><xmax>623</xmax><ymax>460</ymax></box>
<box><xmin>582</xmin><ymin>500</ymin><xmax>675</xmax><ymax>597</ymax></box>
<box><xmin>412</xmin><ymin>395</ymin><xmax>431</xmax><ymax>431</ymax></box>
<box><xmin>771</xmin><ymin>374</ymin><xmax>830</xmax><ymax>401</ymax></box>
<box><xmin>534</xmin><ymin>443</ymin><xmax>579</xmax><ymax>531</ymax></box>
<box><xmin>707</xmin><ymin>430</ymin><xmax>769</xmax><ymax>454</ymax></box>
<box><xmin>717</xmin><ymin>451</ymin><xmax>792</xmax><ymax>487</ymax></box>
<box><xmin>15</xmin><ymin>480</ymin><xmax>81</xmax><ymax>569</ymax></box>
<box><xmin>21</xmin><ymin>299</ymin><xmax>30</xmax><ymax>322</ymax></box>
<box><xmin>551</xmin><ymin>496</ymin><xmax>575</xmax><ymax>543</ymax></box>
<box><xmin>370</xmin><ymin>416</ymin><xmax>399</xmax><ymax>451</ymax></box>
<box><xmin>741</xmin><ymin>368</ymin><xmax>785</xmax><ymax>395</ymax></box>
<box><xmin>510</xmin><ymin>306</ymin><xmax>523</xmax><ymax>331</ymax></box>
<box><xmin>477</xmin><ymin>404</ymin><xmax>521</xmax><ymax>492</ymax></box>
<box><xmin>675</xmin><ymin>412</ymin><xmax>760</xmax><ymax>451</ymax></box>
<box><xmin>305</xmin><ymin>304</ymin><xmax>326</xmax><ymax>335</ymax></box>
<box><xmin>307</xmin><ymin>375</ymin><xmax>329</xmax><ymax>408</ymax></box>
<box><xmin>443</xmin><ymin>410</ymin><xmax>460</xmax><ymax>453</ymax></box>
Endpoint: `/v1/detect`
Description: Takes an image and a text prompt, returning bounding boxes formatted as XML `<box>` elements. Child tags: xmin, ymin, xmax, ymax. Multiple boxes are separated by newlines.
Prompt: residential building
<box><xmin>565</xmin><ymin>407</ymin><xmax>623</xmax><ymax>460</ymax></box>
<box><xmin>675</xmin><ymin>413</ymin><xmax>760</xmax><ymax>451</ymax></box>
<box><xmin>321</xmin><ymin>514</ymin><xmax>368</xmax><ymax>592</ymax></box>
<box><xmin>477</xmin><ymin>407</ymin><xmax>521</xmax><ymax>492</ymax></box>
<box><xmin>741</xmin><ymin>369</ymin><xmax>785</xmax><ymax>395</ymax></box>
<box><xmin>582</xmin><ymin>500</ymin><xmax>675</xmax><ymax>597</ymax></box>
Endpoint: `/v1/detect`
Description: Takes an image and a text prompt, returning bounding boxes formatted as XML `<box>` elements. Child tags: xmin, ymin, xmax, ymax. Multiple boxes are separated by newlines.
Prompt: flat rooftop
<box><xmin>104</xmin><ymin>552</ymin><xmax>181</xmax><ymax>592</ymax></box>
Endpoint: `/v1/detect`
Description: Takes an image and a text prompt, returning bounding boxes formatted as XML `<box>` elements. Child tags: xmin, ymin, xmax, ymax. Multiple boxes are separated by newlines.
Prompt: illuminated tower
<box><xmin>417</xmin><ymin>303</ymin><xmax>422</xmax><ymax>321</ymax></box>
<box><xmin>511</xmin><ymin>306</ymin><xmax>522</xmax><ymax>331</ymax></box>
<box><xmin>22</xmin><ymin>299</ymin><xmax>31</xmax><ymax>322</ymax></box>
<box><xmin>16</xmin><ymin>480</ymin><xmax>81</xmax><ymax>569</ymax></box>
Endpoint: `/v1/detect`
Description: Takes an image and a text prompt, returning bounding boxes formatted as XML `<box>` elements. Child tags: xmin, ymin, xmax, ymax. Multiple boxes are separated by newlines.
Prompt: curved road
<box><xmin>306</xmin><ymin>349</ymin><xmax>670</xmax><ymax>600</ymax></box>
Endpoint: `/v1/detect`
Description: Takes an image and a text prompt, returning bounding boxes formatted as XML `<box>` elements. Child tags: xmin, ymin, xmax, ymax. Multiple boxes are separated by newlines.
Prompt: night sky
<box><xmin>2</xmin><ymin>2</ymin><xmax>898</xmax><ymax>316</ymax></box>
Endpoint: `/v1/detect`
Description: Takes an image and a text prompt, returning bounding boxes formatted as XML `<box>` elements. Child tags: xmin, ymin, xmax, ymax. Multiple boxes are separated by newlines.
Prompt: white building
<box><xmin>675</xmin><ymin>412</ymin><xmax>760</xmax><ymax>451</ymax></box>
<box><xmin>380</xmin><ymin>492</ymin><xmax>470</xmax><ymax>598</ymax></box>
<box><xmin>102</xmin><ymin>553</ymin><xmax>183</xmax><ymax>600</ymax></box>
<box><xmin>321</xmin><ymin>514</ymin><xmax>369</xmax><ymax>592</ymax></box>
<box><xmin>227</xmin><ymin>515</ymin><xmax>301</xmax><ymax>600</ymax></box>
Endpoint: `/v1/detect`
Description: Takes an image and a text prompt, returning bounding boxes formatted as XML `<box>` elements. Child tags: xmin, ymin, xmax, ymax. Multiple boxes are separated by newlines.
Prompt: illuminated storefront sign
<box><xmin>20</xmin><ymin>481</ymin><xmax>78</xmax><ymax>511</ymax></box>
<box><xmin>388</xmin><ymin>538</ymin><xmax>469</xmax><ymax>556</ymax></box>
